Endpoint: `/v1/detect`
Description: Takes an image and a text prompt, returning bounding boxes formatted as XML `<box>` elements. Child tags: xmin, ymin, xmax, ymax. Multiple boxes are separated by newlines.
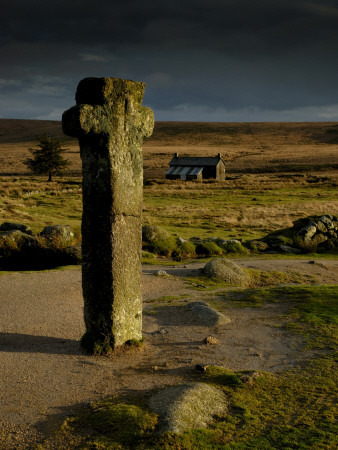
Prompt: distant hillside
<box><xmin>0</xmin><ymin>119</ymin><xmax>337</xmax><ymax>177</ymax></box>
<box><xmin>1</xmin><ymin>119</ymin><xmax>338</xmax><ymax>147</ymax></box>
<box><xmin>0</xmin><ymin>119</ymin><xmax>67</xmax><ymax>144</ymax></box>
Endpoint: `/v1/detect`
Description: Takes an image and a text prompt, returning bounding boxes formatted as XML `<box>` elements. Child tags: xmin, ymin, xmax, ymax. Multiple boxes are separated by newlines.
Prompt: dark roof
<box><xmin>166</xmin><ymin>165</ymin><xmax>204</xmax><ymax>177</ymax></box>
<box><xmin>169</xmin><ymin>156</ymin><xmax>225</xmax><ymax>167</ymax></box>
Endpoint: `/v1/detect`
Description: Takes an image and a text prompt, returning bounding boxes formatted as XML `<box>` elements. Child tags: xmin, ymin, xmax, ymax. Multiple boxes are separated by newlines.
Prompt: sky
<box><xmin>1</xmin><ymin>0</ymin><xmax>338</xmax><ymax>122</ymax></box>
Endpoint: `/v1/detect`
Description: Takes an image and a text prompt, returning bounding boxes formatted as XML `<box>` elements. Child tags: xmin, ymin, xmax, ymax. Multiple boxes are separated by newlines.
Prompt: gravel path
<box><xmin>0</xmin><ymin>258</ymin><xmax>337</xmax><ymax>448</ymax></box>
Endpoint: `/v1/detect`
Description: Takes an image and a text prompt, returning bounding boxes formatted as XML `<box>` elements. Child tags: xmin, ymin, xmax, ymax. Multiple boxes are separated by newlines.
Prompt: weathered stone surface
<box><xmin>203</xmin><ymin>258</ymin><xmax>251</xmax><ymax>287</ymax></box>
<box><xmin>40</xmin><ymin>225</ymin><xmax>75</xmax><ymax>242</ymax></box>
<box><xmin>0</xmin><ymin>222</ymin><xmax>33</xmax><ymax>235</ymax></box>
<box><xmin>149</xmin><ymin>383</ymin><xmax>227</xmax><ymax>433</ymax></box>
<box><xmin>264</xmin><ymin>215</ymin><xmax>338</xmax><ymax>253</ymax></box>
<box><xmin>188</xmin><ymin>301</ymin><xmax>231</xmax><ymax>326</ymax></box>
<box><xmin>0</xmin><ymin>229</ymin><xmax>80</xmax><ymax>270</ymax></box>
<box><xmin>298</xmin><ymin>222</ymin><xmax>317</xmax><ymax>241</ymax></box>
<box><xmin>62</xmin><ymin>77</ymin><xmax>154</xmax><ymax>351</ymax></box>
<box><xmin>319</xmin><ymin>215</ymin><xmax>334</xmax><ymax>229</ymax></box>
<box><xmin>316</xmin><ymin>220</ymin><xmax>328</xmax><ymax>233</ymax></box>
<box><xmin>245</xmin><ymin>239</ymin><xmax>269</xmax><ymax>252</ymax></box>
<box><xmin>142</xmin><ymin>224</ymin><xmax>171</xmax><ymax>243</ymax></box>
<box><xmin>1</xmin><ymin>230</ymin><xmax>37</xmax><ymax>246</ymax></box>
<box><xmin>279</xmin><ymin>245</ymin><xmax>302</xmax><ymax>254</ymax></box>
<box><xmin>204</xmin><ymin>335</ymin><xmax>220</xmax><ymax>345</ymax></box>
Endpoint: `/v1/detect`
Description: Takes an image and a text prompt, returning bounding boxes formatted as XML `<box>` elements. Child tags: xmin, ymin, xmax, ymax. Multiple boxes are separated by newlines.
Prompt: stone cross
<box><xmin>62</xmin><ymin>77</ymin><xmax>154</xmax><ymax>353</ymax></box>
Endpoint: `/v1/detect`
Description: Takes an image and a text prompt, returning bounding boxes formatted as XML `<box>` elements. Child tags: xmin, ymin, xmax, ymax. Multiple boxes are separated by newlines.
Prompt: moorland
<box><xmin>0</xmin><ymin>119</ymin><xmax>337</xmax><ymax>449</ymax></box>
<box><xmin>0</xmin><ymin>119</ymin><xmax>337</xmax><ymax>241</ymax></box>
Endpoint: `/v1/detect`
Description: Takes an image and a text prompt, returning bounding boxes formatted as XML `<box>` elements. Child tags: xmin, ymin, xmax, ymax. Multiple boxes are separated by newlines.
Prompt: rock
<box><xmin>62</xmin><ymin>245</ymin><xmax>82</xmax><ymax>264</ymax></box>
<box><xmin>157</xmin><ymin>328</ymin><xmax>169</xmax><ymax>335</ymax></box>
<box><xmin>149</xmin><ymin>383</ymin><xmax>227</xmax><ymax>434</ymax></box>
<box><xmin>319</xmin><ymin>216</ymin><xmax>334</xmax><ymax>229</ymax></box>
<box><xmin>316</xmin><ymin>220</ymin><xmax>328</xmax><ymax>233</ymax></box>
<box><xmin>1</xmin><ymin>230</ymin><xmax>37</xmax><ymax>247</ymax></box>
<box><xmin>203</xmin><ymin>258</ymin><xmax>251</xmax><ymax>287</ymax></box>
<box><xmin>195</xmin><ymin>364</ymin><xmax>226</xmax><ymax>372</ymax></box>
<box><xmin>245</xmin><ymin>240</ymin><xmax>269</xmax><ymax>252</ymax></box>
<box><xmin>217</xmin><ymin>239</ymin><xmax>241</xmax><ymax>246</ymax></box>
<box><xmin>298</xmin><ymin>223</ymin><xmax>317</xmax><ymax>241</ymax></box>
<box><xmin>0</xmin><ymin>222</ymin><xmax>33</xmax><ymax>235</ymax></box>
<box><xmin>279</xmin><ymin>245</ymin><xmax>302</xmax><ymax>254</ymax></box>
<box><xmin>155</xmin><ymin>270</ymin><xmax>169</xmax><ymax>277</ymax></box>
<box><xmin>0</xmin><ymin>231</ymin><xmax>81</xmax><ymax>270</ymax></box>
<box><xmin>263</xmin><ymin>215</ymin><xmax>338</xmax><ymax>254</ymax></box>
<box><xmin>204</xmin><ymin>336</ymin><xmax>220</xmax><ymax>345</ymax></box>
<box><xmin>40</xmin><ymin>225</ymin><xmax>75</xmax><ymax>243</ymax></box>
<box><xmin>188</xmin><ymin>302</ymin><xmax>231</xmax><ymax>326</ymax></box>
<box><xmin>142</xmin><ymin>225</ymin><xmax>171</xmax><ymax>243</ymax></box>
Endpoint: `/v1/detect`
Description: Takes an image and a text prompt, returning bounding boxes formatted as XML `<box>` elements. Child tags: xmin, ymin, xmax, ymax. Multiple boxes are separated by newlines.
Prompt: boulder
<box><xmin>188</xmin><ymin>301</ymin><xmax>231</xmax><ymax>326</ymax></box>
<box><xmin>298</xmin><ymin>221</ymin><xmax>317</xmax><ymax>241</ymax></box>
<box><xmin>316</xmin><ymin>220</ymin><xmax>328</xmax><ymax>233</ymax></box>
<box><xmin>62</xmin><ymin>244</ymin><xmax>82</xmax><ymax>264</ymax></box>
<box><xmin>0</xmin><ymin>222</ymin><xmax>33</xmax><ymax>235</ymax></box>
<box><xmin>142</xmin><ymin>224</ymin><xmax>171</xmax><ymax>243</ymax></box>
<box><xmin>319</xmin><ymin>215</ymin><xmax>334</xmax><ymax>230</ymax></box>
<box><xmin>149</xmin><ymin>383</ymin><xmax>227</xmax><ymax>434</ymax></box>
<box><xmin>278</xmin><ymin>245</ymin><xmax>302</xmax><ymax>254</ymax></box>
<box><xmin>264</xmin><ymin>215</ymin><xmax>338</xmax><ymax>253</ymax></box>
<box><xmin>245</xmin><ymin>239</ymin><xmax>269</xmax><ymax>252</ymax></box>
<box><xmin>203</xmin><ymin>258</ymin><xmax>251</xmax><ymax>287</ymax></box>
<box><xmin>40</xmin><ymin>225</ymin><xmax>75</xmax><ymax>243</ymax></box>
<box><xmin>294</xmin><ymin>215</ymin><xmax>337</xmax><ymax>252</ymax></box>
<box><xmin>0</xmin><ymin>230</ymin><xmax>37</xmax><ymax>247</ymax></box>
<box><xmin>142</xmin><ymin>224</ymin><xmax>177</xmax><ymax>256</ymax></box>
<box><xmin>0</xmin><ymin>228</ymin><xmax>81</xmax><ymax>270</ymax></box>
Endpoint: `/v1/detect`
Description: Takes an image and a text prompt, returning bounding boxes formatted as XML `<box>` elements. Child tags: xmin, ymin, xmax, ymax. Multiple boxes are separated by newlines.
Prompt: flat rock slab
<box><xmin>188</xmin><ymin>301</ymin><xmax>231</xmax><ymax>326</ymax></box>
<box><xmin>149</xmin><ymin>383</ymin><xmax>227</xmax><ymax>433</ymax></box>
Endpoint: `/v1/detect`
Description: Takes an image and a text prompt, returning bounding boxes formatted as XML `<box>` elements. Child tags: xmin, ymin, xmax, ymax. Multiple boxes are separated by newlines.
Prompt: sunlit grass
<box><xmin>1</xmin><ymin>175</ymin><xmax>337</xmax><ymax>241</ymax></box>
<box><xmin>39</xmin><ymin>285</ymin><xmax>338</xmax><ymax>449</ymax></box>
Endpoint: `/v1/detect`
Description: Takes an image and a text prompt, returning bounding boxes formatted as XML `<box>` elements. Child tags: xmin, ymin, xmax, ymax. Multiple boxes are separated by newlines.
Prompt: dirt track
<box><xmin>0</xmin><ymin>258</ymin><xmax>337</xmax><ymax>448</ymax></box>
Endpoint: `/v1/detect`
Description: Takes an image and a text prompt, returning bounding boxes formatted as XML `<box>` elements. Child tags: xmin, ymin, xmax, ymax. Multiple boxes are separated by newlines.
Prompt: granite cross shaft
<box><xmin>62</xmin><ymin>77</ymin><xmax>154</xmax><ymax>353</ymax></box>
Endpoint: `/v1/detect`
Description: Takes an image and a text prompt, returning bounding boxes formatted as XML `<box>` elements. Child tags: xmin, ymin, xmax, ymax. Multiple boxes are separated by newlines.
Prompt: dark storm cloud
<box><xmin>1</xmin><ymin>0</ymin><xmax>338</xmax><ymax>120</ymax></box>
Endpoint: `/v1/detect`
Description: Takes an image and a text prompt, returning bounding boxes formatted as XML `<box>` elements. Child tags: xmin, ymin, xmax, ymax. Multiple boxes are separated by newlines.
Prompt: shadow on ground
<box><xmin>0</xmin><ymin>332</ymin><xmax>83</xmax><ymax>355</ymax></box>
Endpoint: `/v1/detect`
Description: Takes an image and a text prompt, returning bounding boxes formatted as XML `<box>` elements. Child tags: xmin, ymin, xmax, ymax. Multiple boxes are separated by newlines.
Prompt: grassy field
<box><xmin>0</xmin><ymin>174</ymin><xmax>336</xmax><ymax>241</ymax></box>
<box><xmin>0</xmin><ymin>119</ymin><xmax>337</xmax><ymax>241</ymax></box>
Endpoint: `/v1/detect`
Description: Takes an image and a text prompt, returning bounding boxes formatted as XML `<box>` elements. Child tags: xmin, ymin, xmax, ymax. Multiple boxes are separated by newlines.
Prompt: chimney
<box><xmin>217</xmin><ymin>153</ymin><xmax>222</xmax><ymax>159</ymax></box>
<box><xmin>174</xmin><ymin>152</ymin><xmax>179</xmax><ymax>158</ymax></box>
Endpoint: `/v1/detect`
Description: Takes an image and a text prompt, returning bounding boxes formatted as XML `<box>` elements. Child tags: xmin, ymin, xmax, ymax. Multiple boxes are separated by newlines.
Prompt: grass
<box><xmin>39</xmin><ymin>285</ymin><xmax>338</xmax><ymax>449</ymax></box>
<box><xmin>0</xmin><ymin>177</ymin><xmax>82</xmax><ymax>233</ymax></box>
<box><xmin>143</xmin><ymin>179</ymin><xmax>337</xmax><ymax>240</ymax></box>
<box><xmin>184</xmin><ymin>269</ymin><xmax>315</xmax><ymax>291</ymax></box>
<box><xmin>246</xmin><ymin>268</ymin><xmax>315</xmax><ymax>286</ymax></box>
<box><xmin>1</xmin><ymin>174</ymin><xmax>337</xmax><ymax>242</ymax></box>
